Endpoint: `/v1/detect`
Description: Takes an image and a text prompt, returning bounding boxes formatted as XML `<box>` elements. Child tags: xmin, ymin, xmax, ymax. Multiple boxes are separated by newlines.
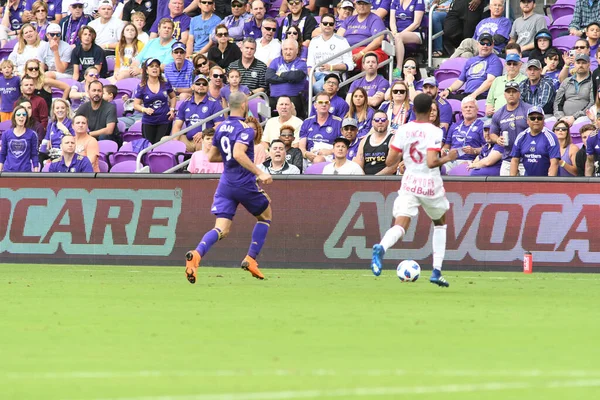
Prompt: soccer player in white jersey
<box><xmin>371</xmin><ymin>94</ymin><xmax>458</xmax><ymax>287</ymax></box>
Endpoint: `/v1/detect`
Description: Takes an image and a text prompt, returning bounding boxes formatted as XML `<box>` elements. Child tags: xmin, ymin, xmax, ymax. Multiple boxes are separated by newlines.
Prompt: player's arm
<box><xmin>548</xmin><ymin>158</ymin><xmax>559</xmax><ymax>177</ymax></box>
<box><xmin>233</xmin><ymin>142</ymin><xmax>273</xmax><ymax>184</ymax></box>
<box><xmin>585</xmin><ymin>154</ymin><xmax>595</xmax><ymax>176</ymax></box>
<box><xmin>510</xmin><ymin>157</ymin><xmax>520</xmax><ymax>176</ymax></box>
<box><xmin>207</xmin><ymin>145</ymin><xmax>223</xmax><ymax>162</ymax></box>
<box><xmin>385</xmin><ymin>146</ymin><xmax>403</xmax><ymax>167</ymax></box>
<box><xmin>427</xmin><ymin>149</ymin><xmax>457</xmax><ymax>169</ymax></box>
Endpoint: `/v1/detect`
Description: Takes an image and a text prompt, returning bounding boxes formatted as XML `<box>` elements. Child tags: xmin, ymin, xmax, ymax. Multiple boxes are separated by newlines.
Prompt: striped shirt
<box><xmin>227</xmin><ymin>58</ymin><xmax>267</xmax><ymax>92</ymax></box>
<box><xmin>164</xmin><ymin>59</ymin><xmax>194</xmax><ymax>90</ymax></box>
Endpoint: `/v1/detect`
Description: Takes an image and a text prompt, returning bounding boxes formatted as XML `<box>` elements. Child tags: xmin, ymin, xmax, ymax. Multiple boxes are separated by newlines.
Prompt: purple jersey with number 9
<box><xmin>213</xmin><ymin>116</ymin><xmax>256</xmax><ymax>187</ymax></box>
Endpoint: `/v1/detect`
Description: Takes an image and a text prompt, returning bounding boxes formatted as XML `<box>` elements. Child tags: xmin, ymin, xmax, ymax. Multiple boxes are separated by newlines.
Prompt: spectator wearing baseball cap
<box><xmin>340</xmin><ymin>117</ymin><xmax>361</xmax><ymax>160</ymax></box>
<box><xmin>164</xmin><ymin>41</ymin><xmax>194</xmax><ymax>100</ymax></box>
<box><xmin>519</xmin><ymin>58</ymin><xmax>556</xmax><ymax>115</ymax></box>
<box><xmin>552</xmin><ymin>53</ymin><xmax>594</xmax><ymax>127</ymax></box>
<box><xmin>485</xmin><ymin>53</ymin><xmax>527</xmax><ymax>116</ymax></box>
<box><xmin>441</xmin><ymin>32</ymin><xmax>503</xmax><ymax>101</ymax></box>
<box><xmin>510</xmin><ymin>105</ymin><xmax>560</xmax><ymax>177</ymax></box>
<box><xmin>528</xmin><ymin>29</ymin><xmax>564</xmax><ymax>72</ymax></box>
<box><xmin>38</xmin><ymin>23</ymin><xmax>74</xmax><ymax>80</ymax></box>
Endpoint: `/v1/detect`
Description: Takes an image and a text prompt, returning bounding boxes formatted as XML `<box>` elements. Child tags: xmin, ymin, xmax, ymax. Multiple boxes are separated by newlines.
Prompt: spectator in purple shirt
<box><xmin>243</xmin><ymin>0</ymin><xmax>266</xmax><ymax>40</ymax></box>
<box><xmin>421</xmin><ymin>77</ymin><xmax>452</xmax><ymax>133</ymax></box>
<box><xmin>440</xmin><ymin>33</ymin><xmax>503</xmax><ymax>100</ymax></box>
<box><xmin>0</xmin><ymin>105</ymin><xmax>40</xmax><ymax>173</ymax></box>
<box><xmin>133</xmin><ymin>58</ymin><xmax>177</xmax><ymax>143</ymax></box>
<box><xmin>266</xmin><ymin>38</ymin><xmax>308</xmax><ymax>118</ymax></box>
<box><xmin>347</xmin><ymin>52</ymin><xmax>389</xmax><ymax>108</ymax></box>
<box><xmin>336</xmin><ymin>0</ymin><xmax>387</xmax><ymax>70</ymax></box>
<box><xmin>0</xmin><ymin>60</ymin><xmax>21</xmax><ymax>122</ymax></box>
<box><xmin>299</xmin><ymin>92</ymin><xmax>343</xmax><ymax>164</ymax></box>
<box><xmin>468</xmin><ymin>119</ymin><xmax>503</xmax><ymax>176</ymax></box>
<box><xmin>390</xmin><ymin>0</ymin><xmax>425</xmax><ymax>79</ymax></box>
<box><xmin>442</xmin><ymin>96</ymin><xmax>486</xmax><ymax>171</ymax></box>
<box><xmin>311</xmin><ymin>73</ymin><xmax>348</xmax><ymax>119</ymax></box>
<box><xmin>345</xmin><ymin>87</ymin><xmax>374</xmax><ymax>139</ymax></box>
<box><xmin>150</xmin><ymin>0</ymin><xmax>191</xmax><ymax>44</ymax></box>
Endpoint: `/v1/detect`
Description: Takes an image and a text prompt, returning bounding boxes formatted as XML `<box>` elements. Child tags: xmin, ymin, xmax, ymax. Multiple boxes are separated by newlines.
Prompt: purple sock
<box><xmin>248</xmin><ymin>220</ymin><xmax>270</xmax><ymax>259</ymax></box>
<box><xmin>196</xmin><ymin>228</ymin><xmax>222</xmax><ymax>257</ymax></box>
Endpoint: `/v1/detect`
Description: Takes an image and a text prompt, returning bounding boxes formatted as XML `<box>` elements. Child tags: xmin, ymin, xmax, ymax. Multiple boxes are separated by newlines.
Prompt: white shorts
<box><xmin>500</xmin><ymin>160</ymin><xmax>525</xmax><ymax>176</ymax></box>
<box><xmin>393</xmin><ymin>191</ymin><xmax>450</xmax><ymax>221</ymax></box>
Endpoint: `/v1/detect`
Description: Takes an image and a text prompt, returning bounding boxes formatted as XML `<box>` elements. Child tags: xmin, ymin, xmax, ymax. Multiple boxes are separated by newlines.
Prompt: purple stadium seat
<box><xmin>0</xmin><ymin>38</ymin><xmax>17</xmax><ymax>61</ymax></box>
<box><xmin>267</xmin><ymin>0</ymin><xmax>283</xmax><ymax>17</ymax></box>
<box><xmin>98</xmin><ymin>140</ymin><xmax>118</xmax><ymax>156</ymax></box>
<box><xmin>117</xmin><ymin>120</ymin><xmax>126</xmax><ymax>135</ymax></box>
<box><xmin>122</xmin><ymin>131</ymin><xmax>143</xmax><ymax>142</ymax></box>
<box><xmin>147</xmin><ymin>140</ymin><xmax>186</xmax><ymax>172</ymax></box>
<box><xmin>98</xmin><ymin>159</ymin><xmax>109</xmax><ymax>173</ymax></box>
<box><xmin>110</xmin><ymin>160</ymin><xmax>137</xmax><ymax>173</ymax></box>
<box><xmin>437</xmin><ymin>78</ymin><xmax>454</xmax><ymax>90</ymax></box>
<box><xmin>550</xmin><ymin>2</ymin><xmax>575</xmax><ymax>22</ymax></box>
<box><xmin>248</xmin><ymin>97</ymin><xmax>268</xmax><ymax>122</ymax></box>
<box><xmin>304</xmin><ymin>162</ymin><xmax>328</xmax><ymax>175</ymax></box>
<box><xmin>544</xmin><ymin>16</ymin><xmax>552</xmax><ymax>27</ymax></box>
<box><xmin>434</xmin><ymin>58</ymin><xmax>466</xmax><ymax>82</ymax></box>
<box><xmin>114</xmin><ymin>99</ymin><xmax>125</xmax><ymax>118</ymax></box>
<box><xmin>52</xmin><ymin>87</ymin><xmax>64</xmax><ymax>98</ymax></box>
<box><xmin>553</xmin><ymin>35</ymin><xmax>579</xmax><ymax>52</ymax></box>
<box><xmin>129</xmin><ymin>120</ymin><xmax>142</xmax><ymax>133</ymax></box>
<box><xmin>116</xmin><ymin>78</ymin><xmax>140</xmax><ymax>99</ymax></box>
<box><xmin>106</xmin><ymin>57</ymin><xmax>116</xmax><ymax>73</ymax></box>
<box><xmin>99</xmin><ymin>78</ymin><xmax>111</xmax><ymax>86</ymax></box>
<box><xmin>549</xmin><ymin>15</ymin><xmax>573</xmax><ymax>39</ymax></box>
<box><xmin>111</xmin><ymin>142</ymin><xmax>138</xmax><ymax>165</ymax></box>
<box><xmin>447</xmin><ymin>162</ymin><xmax>470</xmax><ymax>176</ymax></box>
<box><xmin>570</xmin><ymin>121</ymin><xmax>588</xmax><ymax>137</ymax></box>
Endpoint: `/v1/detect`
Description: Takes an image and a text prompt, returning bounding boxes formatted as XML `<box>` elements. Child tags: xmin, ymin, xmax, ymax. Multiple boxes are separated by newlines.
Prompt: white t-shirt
<box><xmin>37</xmin><ymin>40</ymin><xmax>73</xmax><ymax>72</ymax></box>
<box><xmin>89</xmin><ymin>17</ymin><xmax>124</xmax><ymax>46</ymax></box>
<box><xmin>322</xmin><ymin>160</ymin><xmax>365</xmax><ymax>175</ymax></box>
<box><xmin>255</xmin><ymin>38</ymin><xmax>281</xmax><ymax>66</ymax></box>
<box><xmin>307</xmin><ymin>34</ymin><xmax>355</xmax><ymax>72</ymax></box>
<box><xmin>390</xmin><ymin>121</ymin><xmax>445</xmax><ymax>198</ymax></box>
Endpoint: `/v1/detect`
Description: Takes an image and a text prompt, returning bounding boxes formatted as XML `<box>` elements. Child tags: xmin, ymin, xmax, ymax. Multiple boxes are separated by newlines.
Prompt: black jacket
<box><xmin>528</xmin><ymin>29</ymin><xmax>565</xmax><ymax>70</ymax></box>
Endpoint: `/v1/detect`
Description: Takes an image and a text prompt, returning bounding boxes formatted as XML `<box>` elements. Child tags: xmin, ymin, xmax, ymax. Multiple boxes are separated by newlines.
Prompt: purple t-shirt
<box><xmin>341</xmin><ymin>13</ymin><xmax>386</xmax><ymax>46</ymax></box>
<box><xmin>176</xmin><ymin>95</ymin><xmax>224</xmax><ymax>140</ymax></box>
<box><xmin>243</xmin><ymin>18</ymin><xmax>262</xmax><ymax>40</ymax></box>
<box><xmin>390</xmin><ymin>0</ymin><xmax>425</xmax><ymax>32</ymax></box>
<box><xmin>490</xmin><ymin>101</ymin><xmax>531</xmax><ymax>161</ymax></box>
<box><xmin>310</xmin><ymin>94</ymin><xmax>349</xmax><ymax>118</ymax></box>
<box><xmin>445</xmin><ymin>119</ymin><xmax>486</xmax><ymax>161</ymax></box>
<box><xmin>0</xmin><ymin>128</ymin><xmax>39</xmax><ymax>172</ymax></box>
<box><xmin>134</xmin><ymin>81</ymin><xmax>174</xmax><ymax>125</ymax></box>
<box><xmin>436</xmin><ymin>96</ymin><xmax>453</xmax><ymax>126</ymax></box>
<box><xmin>349</xmin><ymin>75</ymin><xmax>390</xmax><ymax>98</ymax></box>
<box><xmin>470</xmin><ymin>143</ymin><xmax>504</xmax><ymax>176</ymax></box>
<box><xmin>213</xmin><ymin>115</ymin><xmax>256</xmax><ymax>187</ymax></box>
<box><xmin>354</xmin><ymin>107</ymin><xmax>374</xmax><ymax>139</ymax></box>
<box><xmin>299</xmin><ymin>114</ymin><xmax>343</xmax><ymax>151</ymax></box>
<box><xmin>474</xmin><ymin>17</ymin><xmax>512</xmax><ymax>52</ymax></box>
<box><xmin>586</xmin><ymin>132</ymin><xmax>600</xmax><ymax>158</ymax></box>
<box><xmin>267</xmin><ymin>56</ymin><xmax>307</xmax><ymax>97</ymax></box>
<box><xmin>510</xmin><ymin>128</ymin><xmax>560</xmax><ymax>176</ymax></box>
<box><xmin>220</xmin><ymin>85</ymin><xmax>251</xmax><ymax>103</ymax></box>
<box><xmin>150</xmin><ymin>14</ymin><xmax>191</xmax><ymax>42</ymax></box>
<box><xmin>544</xmin><ymin>70</ymin><xmax>561</xmax><ymax>90</ymax></box>
<box><xmin>459</xmin><ymin>54</ymin><xmax>503</xmax><ymax>95</ymax></box>
<box><xmin>26</xmin><ymin>0</ymin><xmax>61</xmax><ymax>21</ymax></box>
<box><xmin>7</xmin><ymin>1</ymin><xmax>27</xmax><ymax>31</ymax></box>
<box><xmin>0</xmin><ymin>75</ymin><xmax>21</xmax><ymax>112</ymax></box>
<box><xmin>43</xmin><ymin>119</ymin><xmax>74</xmax><ymax>151</ymax></box>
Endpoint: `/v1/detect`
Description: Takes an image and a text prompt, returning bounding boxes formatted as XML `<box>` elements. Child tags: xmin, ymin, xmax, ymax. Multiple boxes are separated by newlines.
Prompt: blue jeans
<box><xmin>432</xmin><ymin>11</ymin><xmax>448</xmax><ymax>52</ymax></box>
<box><xmin>312</xmin><ymin>71</ymin><xmax>327</xmax><ymax>94</ymax></box>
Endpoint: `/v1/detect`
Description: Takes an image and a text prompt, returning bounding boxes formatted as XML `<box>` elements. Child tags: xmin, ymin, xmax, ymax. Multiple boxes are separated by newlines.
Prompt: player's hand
<box><xmin>257</xmin><ymin>172</ymin><xmax>273</xmax><ymax>184</ymax></box>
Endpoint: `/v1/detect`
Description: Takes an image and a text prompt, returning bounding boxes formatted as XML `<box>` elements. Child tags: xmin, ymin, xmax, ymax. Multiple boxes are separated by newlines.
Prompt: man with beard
<box><xmin>75</xmin><ymin>80</ymin><xmax>119</xmax><ymax>142</ymax></box>
<box><xmin>354</xmin><ymin>110</ymin><xmax>397</xmax><ymax>175</ymax></box>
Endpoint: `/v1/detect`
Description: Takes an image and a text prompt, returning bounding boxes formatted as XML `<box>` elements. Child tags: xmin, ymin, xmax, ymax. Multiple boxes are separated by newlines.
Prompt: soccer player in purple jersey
<box><xmin>185</xmin><ymin>92</ymin><xmax>273</xmax><ymax>283</ymax></box>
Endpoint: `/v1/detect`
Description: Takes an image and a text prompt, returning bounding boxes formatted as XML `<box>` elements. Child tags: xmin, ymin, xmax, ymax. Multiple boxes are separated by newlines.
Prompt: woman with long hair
<box><xmin>245</xmin><ymin>116</ymin><xmax>267</xmax><ymax>165</ymax></box>
<box><xmin>208</xmin><ymin>65</ymin><xmax>226</xmax><ymax>103</ymax></box>
<box><xmin>220</xmin><ymin>68</ymin><xmax>251</xmax><ymax>109</ymax></box>
<box><xmin>345</xmin><ymin>87</ymin><xmax>374</xmax><ymax>139</ymax></box>
<box><xmin>429</xmin><ymin>101</ymin><xmax>441</xmax><ymax>127</ymax></box>
<box><xmin>133</xmin><ymin>58</ymin><xmax>176</xmax><ymax>144</ymax></box>
<box><xmin>31</xmin><ymin>1</ymin><xmax>50</xmax><ymax>40</ymax></box>
<box><xmin>585</xmin><ymin>87</ymin><xmax>600</xmax><ymax>124</ymax></box>
<box><xmin>14</xmin><ymin>96</ymin><xmax>46</xmax><ymax>144</ymax></box>
<box><xmin>8</xmin><ymin>23</ymin><xmax>42</xmax><ymax>75</ymax></box>
<box><xmin>380</xmin><ymin>80</ymin><xmax>412</xmax><ymax>135</ymax></box>
<box><xmin>0</xmin><ymin>105</ymin><xmax>40</xmax><ymax>172</ymax></box>
<box><xmin>554</xmin><ymin>120</ymin><xmax>578</xmax><ymax>177</ymax></box>
<box><xmin>207</xmin><ymin>24</ymin><xmax>242</xmax><ymax>70</ymax></box>
<box><xmin>113</xmin><ymin>23</ymin><xmax>144</xmax><ymax>82</ymax></box>
<box><xmin>24</xmin><ymin>59</ymin><xmax>71</xmax><ymax>110</ymax></box>
<box><xmin>40</xmin><ymin>99</ymin><xmax>75</xmax><ymax>162</ymax></box>
<box><xmin>283</xmin><ymin>25</ymin><xmax>307</xmax><ymax>61</ymax></box>
<box><xmin>193</xmin><ymin>53</ymin><xmax>210</xmax><ymax>77</ymax></box>
<box><xmin>399</xmin><ymin>57</ymin><xmax>423</xmax><ymax>100</ymax></box>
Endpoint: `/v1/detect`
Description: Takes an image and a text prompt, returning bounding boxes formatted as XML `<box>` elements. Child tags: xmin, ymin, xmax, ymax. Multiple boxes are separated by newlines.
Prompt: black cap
<box><xmin>323</xmin><ymin>73</ymin><xmax>341</xmax><ymax>84</ymax></box>
<box><xmin>504</xmin><ymin>81</ymin><xmax>520</xmax><ymax>92</ymax></box>
<box><xmin>479</xmin><ymin>33</ymin><xmax>494</xmax><ymax>43</ymax></box>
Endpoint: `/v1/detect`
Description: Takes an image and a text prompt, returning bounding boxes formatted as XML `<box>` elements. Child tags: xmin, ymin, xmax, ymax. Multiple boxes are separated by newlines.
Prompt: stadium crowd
<box><xmin>0</xmin><ymin>0</ymin><xmax>599</xmax><ymax>177</ymax></box>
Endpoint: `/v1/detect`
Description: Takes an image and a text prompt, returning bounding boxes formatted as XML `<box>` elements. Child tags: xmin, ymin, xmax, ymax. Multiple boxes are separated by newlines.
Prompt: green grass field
<box><xmin>1</xmin><ymin>264</ymin><xmax>599</xmax><ymax>400</ymax></box>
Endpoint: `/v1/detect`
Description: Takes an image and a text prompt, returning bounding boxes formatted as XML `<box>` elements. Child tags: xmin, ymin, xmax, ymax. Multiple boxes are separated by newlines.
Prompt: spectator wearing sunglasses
<box><xmin>207</xmin><ymin>24</ymin><xmax>242</xmax><ymax>69</ymax></box>
<box><xmin>221</xmin><ymin>0</ymin><xmax>250</xmax><ymax>42</ymax></box>
<box><xmin>255</xmin><ymin>17</ymin><xmax>281</xmax><ymax>65</ymax></box>
<box><xmin>553</xmin><ymin>53</ymin><xmax>594</xmax><ymax>127</ymax></box>
<box><xmin>510</xmin><ymin>106</ymin><xmax>560</xmax><ymax>176</ymax></box>
<box><xmin>173</xmin><ymin>74</ymin><xmax>224</xmax><ymax>152</ymax></box>
<box><xmin>440</xmin><ymin>33</ymin><xmax>503</xmax><ymax>101</ymax></box>
<box><xmin>38</xmin><ymin>23</ymin><xmax>74</xmax><ymax>80</ymax></box>
<box><xmin>279</xmin><ymin>0</ymin><xmax>317</xmax><ymax>50</ymax></box>
<box><xmin>0</xmin><ymin>105</ymin><xmax>40</xmax><ymax>173</ymax></box>
<box><xmin>165</xmin><ymin>41</ymin><xmax>194</xmax><ymax>100</ymax></box>
<box><xmin>485</xmin><ymin>53</ymin><xmax>526</xmax><ymax>117</ymax></box>
<box><xmin>508</xmin><ymin>0</ymin><xmax>547</xmax><ymax>57</ymax></box>
<box><xmin>69</xmin><ymin>66</ymin><xmax>100</xmax><ymax>109</ymax></box>
<box><xmin>187</xmin><ymin>0</ymin><xmax>222</xmax><ymax>56</ymax></box>
<box><xmin>58</xmin><ymin>1</ymin><xmax>93</xmax><ymax>48</ymax></box>
<box><xmin>559</xmin><ymin>39</ymin><xmax>598</xmax><ymax>82</ymax></box>
<box><xmin>353</xmin><ymin>110</ymin><xmax>398</xmax><ymax>175</ymax></box>
<box><xmin>266</xmin><ymin>38</ymin><xmax>308</xmax><ymax>118</ymax></box>
<box><xmin>299</xmin><ymin>92</ymin><xmax>343</xmax><ymax>165</ymax></box>
<box><xmin>307</xmin><ymin>13</ymin><xmax>353</xmax><ymax>94</ymax></box>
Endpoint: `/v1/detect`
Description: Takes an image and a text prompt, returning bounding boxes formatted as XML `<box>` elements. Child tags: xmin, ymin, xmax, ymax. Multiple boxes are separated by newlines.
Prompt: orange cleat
<box><xmin>241</xmin><ymin>255</ymin><xmax>264</xmax><ymax>280</ymax></box>
<box><xmin>185</xmin><ymin>250</ymin><xmax>201</xmax><ymax>284</ymax></box>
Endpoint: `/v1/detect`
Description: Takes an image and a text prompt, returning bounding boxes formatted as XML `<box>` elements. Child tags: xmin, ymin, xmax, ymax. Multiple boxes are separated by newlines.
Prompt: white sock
<box><xmin>380</xmin><ymin>225</ymin><xmax>405</xmax><ymax>252</ymax></box>
<box><xmin>432</xmin><ymin>225</ymin><xmax>447</xmax><ymax>271</ymax></box>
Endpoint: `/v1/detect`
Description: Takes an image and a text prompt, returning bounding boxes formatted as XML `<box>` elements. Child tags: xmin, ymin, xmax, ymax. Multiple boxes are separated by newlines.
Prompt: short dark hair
<box><xmin>505</xmin><ymin>42</ymin><xmax>521</xmax><ymax>53</ymax></box>
<box><xmin>201</xmin><ymin>128</ymin><xmax>215</xmax><ymax>138</ymax></box>
<box><xmin>88</xmin><ymin>80</ymin><xmax>104</xmax><ymax>90</ymax></box>
<box><xmin>363</xmin><ymin>52</ymin><xmax>379</xmax><ymax>63</ymax></box>
<box><xmin>321</xmin><ymin>13</ymin><xmax>335</xmax><ymax>23</ymax></box>
<box><xmin>103</xmin><ymin>84</ymin><xmax>117</xmax><ymax>99</ymax></box>
<box><xmin>413</xmin><ymin>93</ymin><xmax>433</xmax><ymax>114</ymax></box>
<box><xmin>270</xmin><ymin>139</ymin><xmax>285</xmax><ymax>147</ymax></box>
<box><xmin>333</xmin><ymin>137</ymin><xmax>350</xmax><ymax>148</ymax></box>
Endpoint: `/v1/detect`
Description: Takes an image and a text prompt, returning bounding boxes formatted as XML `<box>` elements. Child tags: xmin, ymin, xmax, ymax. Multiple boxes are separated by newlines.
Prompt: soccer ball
<box><xmin>396</xmin><ymin>260</ymin><xmax>421</xmax><ymax>282</ymax></box>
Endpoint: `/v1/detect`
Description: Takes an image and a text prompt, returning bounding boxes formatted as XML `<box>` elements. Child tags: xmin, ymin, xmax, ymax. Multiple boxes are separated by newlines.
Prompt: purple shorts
<box><xmin>211</xmin><ymin>182</ymin><xmax>270</xmax><ymax>220</ymax></box>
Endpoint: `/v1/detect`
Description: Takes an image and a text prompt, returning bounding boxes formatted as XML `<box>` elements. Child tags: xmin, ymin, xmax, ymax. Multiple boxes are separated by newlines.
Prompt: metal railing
<box><xmin>307</xmin><ymin>29</ymin><xmax>396</xmax><ymax>115</ymax></box>
<box><xmin>135</xmin><ymin>92</ymin><xmax>271</xmax><ymax>173</ymax></box>
<box><xmin>427</xmin><ymin>1</ymin><xmax>511</xmax><ymax>69</ymax></box>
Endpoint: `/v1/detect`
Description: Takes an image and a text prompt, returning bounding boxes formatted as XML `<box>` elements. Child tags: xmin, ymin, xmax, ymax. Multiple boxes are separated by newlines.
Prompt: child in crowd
<box><xmin>0</xmin><ymin>60</ymin><xmax>21</xmax><ymax>122</ymax></box>
<box><xmin>187</xmin><ymin>128</ymin><xmax>224</xmax><ymax>174</ymax></box>
<box><xmin>103</xmin><ymin>84</ymin><xmax>118</xmax><ymax>105</ymax></box>
<box><xmin>586</xmin><ymin>22</ymin><xmax>599</xmax><ymax>59</ymax></box>
<box><xmin>132</xmin><ymin>12</ymin><xmax>149</xmax><ymax>44</ymax></box>
<box><xmin>220</xmin><ymin>68</ymin><xmax>250</xmax><ymax>109</ymax></box>
<box><xmin>542</xmin><ymin>48</ymin><xmax>561</xmax><ymax>90</ymax></box>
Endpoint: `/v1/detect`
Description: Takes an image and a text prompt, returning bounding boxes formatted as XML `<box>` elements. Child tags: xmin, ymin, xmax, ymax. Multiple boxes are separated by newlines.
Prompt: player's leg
<box><xmin>371</xmin><ymin>192</ymin><xmax>418</xmax><ymax>276</ymax></box>
<box><xmin>239</xmin><ymin>186</ymin><xmax>272</xmax><ymax>280</ymax></box>
<box><xmin>422</xmin><ymin>197</ymin><xmax>451</xmax><ymax>287</ymax></box>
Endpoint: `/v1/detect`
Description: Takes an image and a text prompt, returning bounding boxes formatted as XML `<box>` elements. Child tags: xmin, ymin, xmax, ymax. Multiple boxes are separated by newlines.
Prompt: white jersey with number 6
<box><xmin>390</xmin><ymin>121</ymin><xmax>445</xmax><ymax>199</ymax></box>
